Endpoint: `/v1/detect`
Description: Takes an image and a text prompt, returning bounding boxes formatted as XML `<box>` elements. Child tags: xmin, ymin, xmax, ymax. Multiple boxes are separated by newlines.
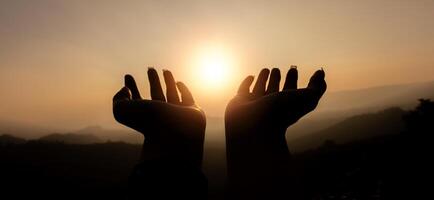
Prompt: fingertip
<box><xmin>288</xmin><ymin>65</ymin><xmax>298</xmax><ymax>74</ymax></box>
<box><xmin>313</xmin><ymin>68</ymin><xmax>325</xmax><ymax>79</ymax></box>
<box><xmin>320</xmin><ymin>67</ymin><xmax>325</xmax><ymax>77</ymax></box>
<box><xmin>237</xmin><ymin>75</ymin><xmax>255</xmax><ymax>95</ymax></box>
<box><xmin>271</xmin><ymin>67</ymin><xmax>280</xmax><ymax>74</ymax></box>
<box><xmin>147</xmin><ymin>67</ymin><xmax>157</xmax><ymax>75</ymax></box>
<box><xmin>259</xmin><ymin>68</ymin><xmax>270</xmax><ymax>80</ymax></box>
<box><xmin>308</xmin><ymin>68</ymin><xmax>327</xmax><ymax>96</ymax></box>
<box><xmin>266</xmin><ymin>68</ymin><xmax>281</xmax><ymax>94</ymax></box>
<box><xmin>121</xmin><ymin>86</ymin><xmax>129</xmax><ymax>91</ymax></box>
<box><xmin>283</xmin><ymin>66</ymin><xmax>298</xmax><ymax>90</ymax></box>
<box><xmin>163</xmin><ymin>69</ymin><xmax>180</xmax><ymax>104</ymax></box>
<box><xmin>124</xmin><ymin>74</ymin><xmax>133</xmax><ymax>80</ymax></box>
<box><xmin>147</xmin><ymin>67</ymin><xmax>166</xmax><ymax>101</ymax></box>
<box><xmin>147</xmin><ymin>68</ymin><xmax>156</xmax><ymax>78</ymax></box>
<box><xmin>261</xmin><ymin>68</ymin><xmax>271</xmax><ymax>74</ymax></box>
<box><xmin>252</xmin><ymin>68</ymin><xmax>270</xmax><ymax>96</ymax></box>
<box><xmin>124</xmin><ymin>74</ymin><xmax>142</xmax><ymax>99</ymax></box>
<box><xmin>244</xmin><ymin>75</ymin><xmax>255</xmax><ymax>87</ymax></box>
<box><xmin>124</xmin><ymin>74</ymin><xmax>133</xmax><ymax>84</ymax></box>
<box><xmin>163</xmin><ymin>69</ymin><xmax>174</xmax><ymax>79</ymax></box>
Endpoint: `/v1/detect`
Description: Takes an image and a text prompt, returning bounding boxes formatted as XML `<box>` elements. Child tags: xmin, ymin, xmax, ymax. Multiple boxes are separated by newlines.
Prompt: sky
<box><xmin>1</xmin><ymin>0</ymin><xmax>434</xmax><ymax>130</ymax></box>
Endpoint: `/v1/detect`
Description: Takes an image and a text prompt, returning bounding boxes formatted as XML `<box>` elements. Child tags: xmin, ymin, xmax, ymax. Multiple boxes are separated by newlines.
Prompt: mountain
<box><xmin>0</xmin><ymin>134</ymin><xmax>27</xmax><ymax>145</ymax></box>
<box><xmin>283</xmin><ymin>80</ymin><xmax>434</xmax><ymax>141</ymax></box>
<box><xmin>0</xmin><ymin>120</ymin><xmax>142</xmax><ymax>144</ymax></box>
<box><xmin>38</xmin><ymin>133</ymin><xmax>103</xmax><ymax>144</ymax></box>
<box><xmin>0</xmin><ymin>119</ymin><xmax>60</xmax><ymax>139</ymax></box>
<box><xmin>288</xmin><ymin>107</ymin><xmax>407</xmax><ymax>152</ymax></box>
<box><xmin>316</xmin><ymin>80</ymin><xmax>434</xmax><ymax>115</ymax></box>
<box><xmin>73</xmin><ymin>126</ymin><xmax>142</xmax><ymax>144</ymax></box>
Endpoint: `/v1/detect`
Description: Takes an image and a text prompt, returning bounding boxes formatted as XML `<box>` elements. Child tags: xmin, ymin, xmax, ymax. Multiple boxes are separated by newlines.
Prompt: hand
<box><xmin>225</xmin><ymin>67</ymin><xmax>327</xmax><ymax>143</ymax></box>
<box><xmin>224</xmin><ymin>67</ymin><xmax>326</xmax><ymax>198</ymax></box>
<box><xmin>113</xmin><ymin>68</ymin><xmax>206</xmax><ymax>166</ymax></box>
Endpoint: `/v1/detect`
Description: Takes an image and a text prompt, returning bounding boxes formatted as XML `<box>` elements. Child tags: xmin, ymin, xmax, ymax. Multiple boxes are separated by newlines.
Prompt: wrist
<box><xmin>225</xmin><ymin>126</ymin><xmax>291</xmax><ymax>166</ymax></box>
<box><xmin>140</xmin><ymin>138</ymin><xmax>204</xmax><ymax>168</ymax></box>
<box><xmin>225</xmin><ymin>123</ymin><xmax>288</xmax><ymax>150</ymax></box>
<box><xmin>225</xmin><ymin>128</ymin><xmax>293</xmax><ymax>197</ymax></box>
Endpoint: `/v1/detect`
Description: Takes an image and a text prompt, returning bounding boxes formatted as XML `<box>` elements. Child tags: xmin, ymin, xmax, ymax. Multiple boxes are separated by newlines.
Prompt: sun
<box><xmin>199</xmin><ymin>52</ymin><xmax>228</xmax><ymax>85</ymax></box>
<box><xmin>194</xmin><ymin>46</ymin><xmax>232</xmax><ymax>88</ymax></box>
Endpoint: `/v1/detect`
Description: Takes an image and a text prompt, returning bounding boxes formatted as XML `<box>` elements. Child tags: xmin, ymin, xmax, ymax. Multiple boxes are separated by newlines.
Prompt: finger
<box><xmin>283</xmin><ymin>65</ymin><xmax>298</xmax><ymax>90</ymax></box>
<box><xmin>252</xmin><ymin>68</ymin><xmax>270</xmax><ymax>97</ymax></box>
<box><xmin>163</xmin><ymin>70</ymin><xmax>181</xmax><ymax>104</ymax></box>
<box><xmin>124</xmin><ymin>75</ymin><xmax>142</xmax><ymax>100</ymax></box>
<box><xmin>113</xmin><ymin>87</ymin><xmax>131</xmax><ymax>102</ymax></box>
<box><xmin>237</xmin><ymin>76</ymin><xmax>254</xmax><ymax>95</ymax></box>
<box><xmin>266</xmin><ymin>68</ymin><xmax>281</xmax><ymax>94</ymax></box>
<box><xmin>176</xmin><ymin>82</ymin><xmax>195</xmax><ymax>106</ymax></box>
<box><xmin>147</xmin><ymin>68</ymin><xmax>166</xmax><ymax>101</ymax></box>
<box><xmin>307</xmin><ymin>68</ymin><xmax>327</xmax><ymax>97</ymax></box>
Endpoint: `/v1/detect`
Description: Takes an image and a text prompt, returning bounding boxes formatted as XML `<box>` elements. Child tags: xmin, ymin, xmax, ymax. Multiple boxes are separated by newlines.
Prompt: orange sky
<box><xmin>1</xmin><ymin>0</ymin><xmax>434</xmax><ymax>130</ymax></box>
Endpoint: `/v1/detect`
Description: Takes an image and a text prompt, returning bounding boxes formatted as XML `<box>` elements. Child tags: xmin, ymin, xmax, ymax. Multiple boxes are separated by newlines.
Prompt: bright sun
<box><xmin>195</xmin><ymin>46</ymin><xmax>232</xmax><ymax>88</ymax></box>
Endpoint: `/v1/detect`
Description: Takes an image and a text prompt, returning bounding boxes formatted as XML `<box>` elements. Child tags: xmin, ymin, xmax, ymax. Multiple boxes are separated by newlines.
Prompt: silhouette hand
<box><xmin>225</xmin><ymin>67</ymin><xmax>326</xmax><ymax>198</ymax></box>
<box><xmin>113</xmin><ymin>68</ymin><xmax>206</xmax><ymax>166</ymax></box>
<box><xmin>226</xmin><ymin>67</ymin><xmax>326</xmax><ymax>143</ymax></box>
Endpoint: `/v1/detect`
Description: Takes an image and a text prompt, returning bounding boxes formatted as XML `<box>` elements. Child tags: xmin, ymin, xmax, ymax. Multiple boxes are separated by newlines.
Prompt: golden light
<box><xmin>193</xmin><ymin>45</ymin><xmax>234</xmax><ymax>90</ymax></box>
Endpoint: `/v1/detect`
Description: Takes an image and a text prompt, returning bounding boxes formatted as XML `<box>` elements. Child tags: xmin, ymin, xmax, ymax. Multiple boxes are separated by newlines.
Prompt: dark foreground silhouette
<box><xmin>0</xmin><ymin>99</ymin><xmax>432</xmax><ymax>199</ymax></box>
<box><xmin>113</xmin><ymin>68</ymin><xmax>207</xmax><ymax>199</ymax></box>
<box><xmin>225</xmin><ymin>67</ymin><xmax>326</xmax><ymax>199</ymax></box>
<box><xmin>113</xmin><ymin>67</ymin><xmax>326</xmax><ymax>199</ymax></box>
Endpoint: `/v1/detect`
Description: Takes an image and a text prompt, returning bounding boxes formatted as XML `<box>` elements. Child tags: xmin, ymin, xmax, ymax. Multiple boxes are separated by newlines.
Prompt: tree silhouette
<box><xmin>403</xmin><ymin>99</ymin><xmax>434</xmax><ymax>135</ymax></box>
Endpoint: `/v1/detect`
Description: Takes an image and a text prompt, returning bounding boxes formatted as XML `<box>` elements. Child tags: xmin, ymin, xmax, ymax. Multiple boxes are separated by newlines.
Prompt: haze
<box><xmin>1</xmin><ymin>0</ymin><xmax>434</xmax><ymax>130</ymax></box>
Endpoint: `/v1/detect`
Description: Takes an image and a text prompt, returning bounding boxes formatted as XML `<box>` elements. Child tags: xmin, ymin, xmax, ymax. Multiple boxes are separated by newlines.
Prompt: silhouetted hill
<box><xmin>0</xmin><ymin>121</ymin><xmax>142</xmax><ymax>144</ymax></box>
<box><xmin>75</xmin><ymin>125</ymin><xmax>143</xmax><ymax>144</ymax></box>
<box><xmin>38</xmin><ymin>133</ymin><xmax>103</xmax><ymax>144</ymax></box>
<box><xmin>0</xmin><ymin>134</ymin><xmax>27</xmax><ymax>145</ymax></box>
<box><xmin>288</xmin><ymin>107</ymin><xmax>406</xmax><ymax>152</ymax></box>
<box><xmin>318</xmin><ymin>80</ymin><xmax>434</xmax><ymax>113</ymax></box>
<box><xmin>0</xmin><ymin>142</ymin><xmax>141</xmax><ymax>200</ymax></box>
<box><xmin>286</xmin><ymin>81</ymin><xmax>434</xmax><ymax>143</ymax></box>
<box><xmin>0</xmin><ymin>119</ymin><xmax>60</xmax><ymax>139</ymax></box>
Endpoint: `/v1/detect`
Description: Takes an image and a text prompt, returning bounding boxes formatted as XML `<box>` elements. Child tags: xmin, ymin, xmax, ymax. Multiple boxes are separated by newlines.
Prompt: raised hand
<box><xmin>225</xmin><ymin>67</ymin><xmax>326</xmax><ymax>141</ymax></box>
<box><xmin>225</xmin><ymin>67</ymin><xmax>326</xmax><ymax>198</ymax></box>
<box><xmin>113</xmin><ymin>68</ymin><xmax>206</xmax><ymax>166</ymax></box>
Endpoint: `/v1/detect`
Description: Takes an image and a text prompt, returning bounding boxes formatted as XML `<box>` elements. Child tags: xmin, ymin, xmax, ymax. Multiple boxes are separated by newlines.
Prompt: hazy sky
<box><xmin>1</xmin><ymin>0</ymin><xmax>434</xmax><ymax>130</ymax></box>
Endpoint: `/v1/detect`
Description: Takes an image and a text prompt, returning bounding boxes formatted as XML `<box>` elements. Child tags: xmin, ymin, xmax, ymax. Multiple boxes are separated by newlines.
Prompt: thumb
<box><xmin>113</xmin><ymin>87</ymin><xmax>131</xmax><ymax>103</ymax></box>
<box><xmin>307</xmin><ymin>68</ymin><xmax>327</xmax><ymax>98</ymax></box>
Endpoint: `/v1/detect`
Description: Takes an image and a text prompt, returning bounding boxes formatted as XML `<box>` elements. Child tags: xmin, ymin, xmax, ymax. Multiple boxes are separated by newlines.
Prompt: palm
<box><xmin>113</xmin><ymin>69</ymin><xmax>205</xmax><ymax>164</ymax></box>
<box><xmin>114</xmin><ymin>100</ymin><xmax>205</xmax><ymax>142</ymax></box>
<box><xmin>225</xmin><ymin>67</ymin><xmax>326</xmax><ymax>138</ymax></box>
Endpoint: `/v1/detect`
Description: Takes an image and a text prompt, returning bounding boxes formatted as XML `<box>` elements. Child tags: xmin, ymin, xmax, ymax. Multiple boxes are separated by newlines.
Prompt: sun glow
<box><xmin>194</xmin><ymin>45</ymin><xmax>234</xmax><ymax>89</ymax></box>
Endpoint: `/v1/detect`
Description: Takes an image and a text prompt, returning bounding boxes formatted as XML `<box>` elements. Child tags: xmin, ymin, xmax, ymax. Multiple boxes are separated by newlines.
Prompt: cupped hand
<box><xmin>113</xmin><ymin>68</ymin><xmax>206</xmax><ymax>165</ymax></box>
<box><xmin>225</xmin><ymin>67</ymin><xmax>326</xmax><ymax>198</ymax></box>
<box><xmin>225</xmin><ymin>67</ymin><xmax>327</xmax><ymax>141</ymax></box>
